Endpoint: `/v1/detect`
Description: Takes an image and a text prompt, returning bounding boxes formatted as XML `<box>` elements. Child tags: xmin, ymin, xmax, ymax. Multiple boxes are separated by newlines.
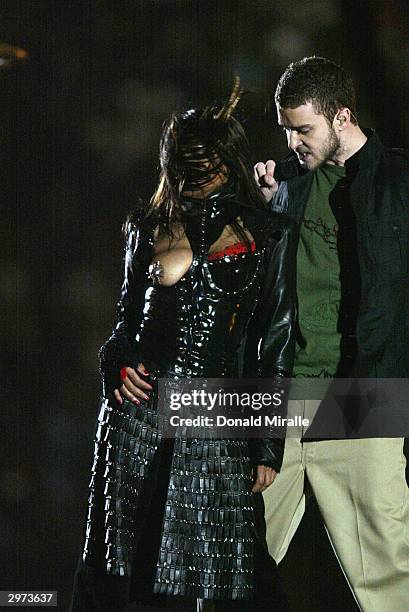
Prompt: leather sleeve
<box><xmin>244</xmin><ymin>216</ymin><xmax>297</xmax><ymax>471</ymax></box>
<box><xmin>255</xmin><ymin>217</ymin><xmax>297</xmax><ymax>378</ymax></box>
<box><xmin>98</xmin><ymin>218</ymin><xmax>154</xmax><ymax>398</ymax></box>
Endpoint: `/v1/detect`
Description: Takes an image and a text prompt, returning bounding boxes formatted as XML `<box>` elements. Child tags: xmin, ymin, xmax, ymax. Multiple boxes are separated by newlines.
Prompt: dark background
<box><xmin>2</xmin><ymin>1</ymin><xmax>409</xmax><ymax>610</ymax></box>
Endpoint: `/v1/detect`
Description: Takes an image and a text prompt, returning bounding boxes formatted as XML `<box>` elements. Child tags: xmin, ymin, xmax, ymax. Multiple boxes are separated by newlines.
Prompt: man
<box><xmin>254</xmin><ymin>56</ymin><xmax>409</xmax><ymax>612</ymax></box>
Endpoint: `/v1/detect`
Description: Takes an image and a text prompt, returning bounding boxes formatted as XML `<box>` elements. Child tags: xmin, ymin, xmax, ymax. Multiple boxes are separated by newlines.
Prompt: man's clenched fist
<box><xmin>254</xmin><ymin>159</ymin><xmax>279</xmax><ymax>202</ymax></box>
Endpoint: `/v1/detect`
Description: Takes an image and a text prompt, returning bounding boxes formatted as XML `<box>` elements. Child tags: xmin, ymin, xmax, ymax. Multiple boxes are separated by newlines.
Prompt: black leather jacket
<box><xmin>272</xmin><ymin>130</ymin><xmax>409</xmax><ymax>379</ymax></box>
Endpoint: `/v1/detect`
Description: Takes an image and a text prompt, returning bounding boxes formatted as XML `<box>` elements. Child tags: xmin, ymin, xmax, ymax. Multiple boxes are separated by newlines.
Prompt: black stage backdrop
<box><xmin>2</xmin><ymin>1</ymin><xmax>409</xmax><ymax>610</ymax></box>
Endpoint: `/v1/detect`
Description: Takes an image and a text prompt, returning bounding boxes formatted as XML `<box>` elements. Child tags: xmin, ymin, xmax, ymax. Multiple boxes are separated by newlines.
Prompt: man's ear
<box><xmin>334</xmin><ymin>108</ymin><xmax>351</xmax><ymax>130</ymax></box>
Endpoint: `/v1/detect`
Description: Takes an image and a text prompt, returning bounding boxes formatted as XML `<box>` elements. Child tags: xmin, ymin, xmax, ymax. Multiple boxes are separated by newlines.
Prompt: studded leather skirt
<box><xmin>79</xmin><ymin>380</ymin><xmax>266</xmax><ymax>604</ymax></box>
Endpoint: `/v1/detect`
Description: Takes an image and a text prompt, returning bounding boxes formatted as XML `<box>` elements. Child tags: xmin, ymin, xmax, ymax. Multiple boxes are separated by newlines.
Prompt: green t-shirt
<box><xmin>293</xmin><ymin>164</ymin><xmax>346</xmax><ymax>378</ymax></box>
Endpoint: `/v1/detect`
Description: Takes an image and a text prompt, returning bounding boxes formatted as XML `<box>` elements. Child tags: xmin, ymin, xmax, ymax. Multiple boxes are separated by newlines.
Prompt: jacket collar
<box><xmin>344</xmin><ymin>128</ymin><xmax>384</xmax><ymax>174</ymax></box>
<box><xmin>345</xmin><ymin>129</ymin><xmax>384</xmax><ymax>216</ymax></box>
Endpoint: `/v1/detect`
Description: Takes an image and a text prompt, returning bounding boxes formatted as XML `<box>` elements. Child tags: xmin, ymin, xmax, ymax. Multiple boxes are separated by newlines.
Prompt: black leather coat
<box><xmin>81</xmin><ymin>182</ymin><xmax>296</xmax><ymax>602</ymax></box>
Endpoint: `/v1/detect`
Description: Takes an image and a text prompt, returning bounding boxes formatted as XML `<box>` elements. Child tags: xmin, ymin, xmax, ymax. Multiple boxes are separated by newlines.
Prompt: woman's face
<box><xmin>178</xmin><ymin>141</ymin><xmax>229</xmax><ymax>197</ymax></box>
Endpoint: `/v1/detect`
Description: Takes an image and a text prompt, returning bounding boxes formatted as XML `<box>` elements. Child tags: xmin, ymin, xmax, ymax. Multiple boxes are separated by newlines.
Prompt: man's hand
<box><xmin>254</xmin><ymin>160</ymin><xmax>279</xmax><ymax>202</ymax></box>
<box><xmin>114</xmin><ymin>363</ymin><xmax>152</xmax><ymax>405</ymax></box>
<box><xmin>252</xmin><ymin>465</ymin><xmax>277</xmax><ymax>492</ymax></box>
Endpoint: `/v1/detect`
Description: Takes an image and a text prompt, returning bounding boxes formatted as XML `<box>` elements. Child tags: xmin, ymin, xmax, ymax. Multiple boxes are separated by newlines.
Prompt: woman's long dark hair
<box><xmin>129</xmin><ymin>80</ymin><xmax>267</xmax><ymax>239</ymax></box>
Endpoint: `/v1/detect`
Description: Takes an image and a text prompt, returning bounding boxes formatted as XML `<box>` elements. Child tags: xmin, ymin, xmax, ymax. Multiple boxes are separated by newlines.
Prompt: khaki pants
<box><xmin>263</xmin><ymin>401</ymin><xmax>409</xmax><ymax>612</ymax></box>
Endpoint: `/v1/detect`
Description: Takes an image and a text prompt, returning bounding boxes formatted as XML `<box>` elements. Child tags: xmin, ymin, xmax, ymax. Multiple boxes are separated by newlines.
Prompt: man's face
<box><xmin>277</xmin><ymin>102</ymin><xmax>341</xmax><ymax>170</ymax></box>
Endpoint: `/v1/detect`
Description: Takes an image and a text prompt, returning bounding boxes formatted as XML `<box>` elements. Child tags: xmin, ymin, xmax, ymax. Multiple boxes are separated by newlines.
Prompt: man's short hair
<box><xmin>275</xmin><ymin>56</ymin><xmax>358</xmax><ymax>124</ymax></box>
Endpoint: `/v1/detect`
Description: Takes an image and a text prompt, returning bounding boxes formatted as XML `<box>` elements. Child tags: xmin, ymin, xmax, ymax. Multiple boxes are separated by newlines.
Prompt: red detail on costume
<box><xmin>208</xmin><ymin>241</ymin><xmax>256</xmax><ymax>261</ymax></box>
<box><xmin>120</xmin><ymin>367</ymin><xmax>128</xmax><ymax>381</ymax></box>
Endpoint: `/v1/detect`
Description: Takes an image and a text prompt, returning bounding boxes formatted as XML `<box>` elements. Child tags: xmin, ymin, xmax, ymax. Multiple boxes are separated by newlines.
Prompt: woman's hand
<box><xmin>113</xmin><ymin>363</ymin><xmax>152</xmax><ymax>405</ymax></box>
<box><xmin>252</xmin><ymin>465</ymin><xmax>277</xmax><ymax>492</ymax></box>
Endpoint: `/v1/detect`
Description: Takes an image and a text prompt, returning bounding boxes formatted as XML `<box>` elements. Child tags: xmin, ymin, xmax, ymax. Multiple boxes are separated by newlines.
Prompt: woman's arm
<box><xmin>246</xmin><ymin>215</ymin><xmax>297</xmax><ymax>377</ymax></box>
<box><xmin>98</xmin><ymin>216</ymin><xmax>154</xmax><ymax>400</ymax></box>
<box><xmin>244</xmin><ymin>215</ymin><xmax>297</xmax><ymax>474</ymax></box>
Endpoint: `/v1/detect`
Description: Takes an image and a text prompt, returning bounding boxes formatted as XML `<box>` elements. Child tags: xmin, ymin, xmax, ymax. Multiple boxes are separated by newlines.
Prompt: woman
<box><xmin>71</xmin><ymin>81</ymin><xmax>296</xmax><ymax>611</ymax></box>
